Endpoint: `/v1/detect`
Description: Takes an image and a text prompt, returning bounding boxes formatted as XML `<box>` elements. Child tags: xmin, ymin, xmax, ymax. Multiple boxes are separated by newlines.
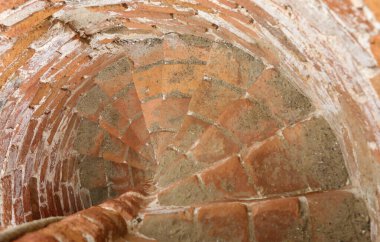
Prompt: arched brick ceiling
<box><xmin>0</xmin><ymin>0</ymin><xmax>379</xmax><ymax>241</ymax></box>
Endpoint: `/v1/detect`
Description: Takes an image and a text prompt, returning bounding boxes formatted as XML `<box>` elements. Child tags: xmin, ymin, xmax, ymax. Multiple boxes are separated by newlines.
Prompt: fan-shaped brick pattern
<box><xmin>0</xmin><ymin>0</ymin><xmax>379</xmax><ymax>242</ymax></box>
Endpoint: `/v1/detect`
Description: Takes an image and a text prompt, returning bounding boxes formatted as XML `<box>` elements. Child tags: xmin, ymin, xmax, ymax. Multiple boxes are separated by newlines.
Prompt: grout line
<box><xmin>298</xmin><ymin>196</ymin><xmax>312</xmax><ymax>242</ymax></box>
<box><xmin>246</xmin><ymin>206</ymin><xmax>257</xmax><ymax>242</ymax></box>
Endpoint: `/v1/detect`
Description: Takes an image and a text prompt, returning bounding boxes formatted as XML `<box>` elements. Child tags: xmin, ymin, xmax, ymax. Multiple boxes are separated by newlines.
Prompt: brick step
<box><xmin>138</xmin><ymin>190</ymin><xmax>370</xmax><ymax>242</ymax></box>
<box><xmin>156</xmin><ymin>116</ymin><xmax>349</xmax><ymax>206</ymax></box>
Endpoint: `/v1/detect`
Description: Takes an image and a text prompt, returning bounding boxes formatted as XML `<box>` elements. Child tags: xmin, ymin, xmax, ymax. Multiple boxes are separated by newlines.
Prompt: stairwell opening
<box><xmin>0</xmin><ymin>1</ymin><xmax>379</xmax><ymax>242</ymax></box>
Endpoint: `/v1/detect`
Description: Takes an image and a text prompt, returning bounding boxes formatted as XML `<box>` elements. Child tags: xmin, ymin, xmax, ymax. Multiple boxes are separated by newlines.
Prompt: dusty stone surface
<box><xmin>139</xmin><ymin>210</ymin><xmax>203</xmax><ymax>242</ymax></box>
<box><xmin>0</xmin><ymin>0</ymin><xmax>379</xmax><ymax>241</ymax></box>
<box><xmin>290</xmin><ymin>117</ymin><xmax>349</xmax><ymax>190</ymax></box>
<box><xmin>76</xmin><ymin>86</ymin><xmax>109</xmax><ymax>116</ymax></box>
<box><xmin>307</xmin><ymin>192</ymin><xmax>371</xmax><ymax>242</ymax></box>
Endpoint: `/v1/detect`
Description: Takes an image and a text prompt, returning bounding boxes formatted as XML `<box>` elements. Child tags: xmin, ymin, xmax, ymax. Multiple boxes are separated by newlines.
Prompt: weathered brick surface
<box><xmin>306</xmin><ymin>191</ymin><xmax>371</xmax><ymax>242</ymax></box>
<box><xmin>197</xmin><ymin>202</ymin><xmax>249</xmax><ymax>242</ymax></box>
<box><xmin>250</xmin><ymin>197</ymin><xmax>307</xmax><ymax>242</ymax></box>
<box><xmin>0</xmin><ymin>0</ymin><xmax>378</xmax><ymax>240</ymax></box>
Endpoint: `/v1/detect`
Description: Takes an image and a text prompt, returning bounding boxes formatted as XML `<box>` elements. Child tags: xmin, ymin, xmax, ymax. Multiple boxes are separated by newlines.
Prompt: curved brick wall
<box><xmin>0</xmin><ymin>0</ymin><xmax>379</xmax><ymax>241</ymax></box>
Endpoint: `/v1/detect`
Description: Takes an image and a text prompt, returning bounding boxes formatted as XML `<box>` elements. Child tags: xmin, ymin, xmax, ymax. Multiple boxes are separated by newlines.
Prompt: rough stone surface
<box><xmin>0</xmin><ymin>0</ymin><xmax>379</xmax><ymax>241</ymax></box>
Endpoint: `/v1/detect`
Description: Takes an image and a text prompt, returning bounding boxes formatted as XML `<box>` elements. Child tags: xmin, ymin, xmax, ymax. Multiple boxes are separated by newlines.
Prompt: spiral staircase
<box><xmin>0</xmin><ymin>0</ymin><xmax>379</xmax><ymax>241</ymax></box>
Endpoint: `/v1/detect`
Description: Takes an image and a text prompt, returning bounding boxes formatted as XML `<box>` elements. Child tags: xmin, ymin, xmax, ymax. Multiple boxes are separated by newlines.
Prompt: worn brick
<box><xmin>218</xmin><ymin>99</ymin><xmax>280</xmax><ymax>145</ymax></box>
<box><xmin>2</xmin><ymin>175</ymin><xmax>12</xmax><ymax>225</ymax></box>
<box><xmin>206</xmin><ymin>42</ymin><xmax>264</xmax><ymax>89</ymax></box>
<box><xmin>243</xmin><ymin>136</ymin><xmax>308</xmax><ymax>195</ymax></box>
<box><xmin>191</xmin><ymin>126</ymin><xmax>240</xmax><ymax>164</ymax></box>
<box><xmin>250</xmin><ymin>197</ymin><xmax>307</xmax><ymax>242</ymax></box>
<box><xmin>197</xmin><ymin>202</ymin><xmax>249</xmax><ymax>242</ymax></box>
<box><xmin>188</xmin><ymin>80</ymin><xmax>241</xmax><ymax>121</ymax></box>
<box><xmin>201</xmin><ymin>156</ymin><xmax>257</xmax><ymax>199</ymax></box>
<box><xmin>139</xmin><ymin>208</ymin><xmax>195</xmax><ymax>242</ymax></box>
<box><xmin>306</xmin><ymin>191</ymin><xmax>370</xmax><ymax>241</ymax></box>
<box><xmin>248</xmin><ymin>68</ymin><xmax>313</xmax><ymax>125</ymax></box>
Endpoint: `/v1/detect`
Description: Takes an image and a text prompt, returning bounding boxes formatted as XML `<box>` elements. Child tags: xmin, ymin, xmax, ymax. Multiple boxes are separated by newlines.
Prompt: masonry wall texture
<box><xmin>0</xmin><ymin>0</ymin><xmax>379</xmax><ymax>241</ymax></box>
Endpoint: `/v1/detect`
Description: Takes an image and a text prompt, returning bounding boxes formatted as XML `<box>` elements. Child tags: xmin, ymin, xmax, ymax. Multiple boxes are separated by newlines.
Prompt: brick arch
<box><xmin>0</xmin><ymin>0</ymin><xmax>379</xmax><ymax>241</ymax></box>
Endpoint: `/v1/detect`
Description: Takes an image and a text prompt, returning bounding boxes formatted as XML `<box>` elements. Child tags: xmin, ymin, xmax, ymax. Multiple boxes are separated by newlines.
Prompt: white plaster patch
<box><xmin>0</xmin><ymin>0</ymin><xmax>46</xmax><ymax>27</ymax></box>
<box><xmin>65</xmin><ymin>0</ymin><xmax>134</xmax><ymax>7</ymax></box>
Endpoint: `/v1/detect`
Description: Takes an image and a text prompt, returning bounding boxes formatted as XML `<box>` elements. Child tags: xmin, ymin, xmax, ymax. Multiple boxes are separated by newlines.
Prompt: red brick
<box><xmin>13</xmin><ymin>169</ymin><xmax>23</xmax><ymax>198</ymax></box>
<box><xmin>197</xmin><ymin>202</ymin><xmax>249</xmax><ymax>242</ymax></box>
<box><xmin>5</xmin><ymin>145</ymin><xmax>20</xmax><ymax>175</ymax></box>
<box><xmin>39</xmin><ymin>156</ymin><xmax>49</xmax><ymax>183</ymax></box>
<box><xmin>29</xmin><ymin>177</ymin><xmax>41</xmax><ymax>220</ymax></box>
<box><xmin>79</xmin><ymin>156</ymin><xmax>108</xmax><ymax>191</ymax></box>
<box><xmin>0</xmin><ymin>102</ymin><xmax>16</xmax><ymax>130</ymax></box>
<box><xmin>80</xmin><ymin>188</ymin><xmax>92</xmax><ymax>209</ymax></box>
<box><xmin>60</xmin><ymin>113</ymin><xmax>79</xmax><ymax>151</ymax></box>
<box><xmin>150</xmin><ymin>131</ymin><xmax>176</xmax><ymax>158</ymax></box>
<box><xmin>47</xmin><ymin>112</ymin><xmax>64</xmax><ymax>145</ymax></box>
<box><xmin>206</xmin><ymin>42</ymin><xmax>264</xmax><ymax>89</ymax></box>
<box><xmin>75</xmin><ymin>85</ymin><xmax>109</xmax><ymax>120</ymax></box>
<box><xmin>172</xmin><ymin>115</ymin><xmax>210</xmax><ymax>151</ymax></box>
<box><xmin>40</xmin><ymin>204</ymin><xmax>50</xmax><ymax>218</ymax></box>
<box><xmin>201</xmin><ymin>156</ymin><xmax>257</xmax><ymax>199</ymax></box>
<box><xmin>24</xmin><ymin>213</ymin><xmax>34</xmax><ymax>223</ymax></box>
<box><xmin>162</xmin><ymin>63</ymin><xmax>206</xmax><ymax>96</ymax></box>
<box><xmin>48</xmin><ymin>91</ymin><xmax>71</xmax><ymax>129</ymax></box>
<box><xmin>66</xmin><ymin>157</ymin><xmax>77</xmax><ymax>182</ymax></box>
<box><xmin>53</xmin><ymin>161</ymin><xmax>61</xmax><ymax>192</ymax></box>
<box><xmin>218</xmin><ymin>99</ymin><xmax>280</xmax><ymax>145</ymax></box>
<box><xmin>22</xmin><ymin>185</ymin><xmax>31</xmax><ymax>215</ymax></box>
<box><xmin>139</xmin><ymin>208</ymin><xmax>195</xmax><ymax>241</ymax></box>
<box><xmin>130</xmin><ymin>166</ymin><xmax>149</xmax><ymax>189</ymax></box>
<box><xmin>0</xmin><ymin>0</ymin><xmax>28</xmax><ymax>12</ymax></box>
<box><xmin>75</xmin><ymin>193</ymin><xmax>84</xmax><ymax>212</ymax></box>
<box><xmin>250</xmin><ymin>197</ymin><xmax>306</xmax><ymax>242</ymax></box>
<box><xmin>0</xmin><ymin>131</ymin><xmax>12</xmax><ymax>168</ymax></box>
<box><xmin>24</xmin><ymin>155</ymin><xmax>35</xmax><ymax>183</ymax></box>
<box><xmin>107</xmin><ymin>162</ymin><xmax>130</xmax><ymax>186</ymax></box>
<box><xmin>61</xmin><ymin>184</ymin><xmax>70</xmax><ymax>214</ymax></box>
<box><xmin>29</xmin><ymin>82</ymin><xmax>52</xmax><ymax>107</ymax></box>
<box><xmin>281</xmin><ymin>117</ymin><xmax>348</xmax><ymax>190</ymax></box>
<box><xmin>306</xmin><ymin>191</ymin><xmax>371</xmax><ymax>241</ymax></box>
<box><xmin>2</xmin><ymin>175</ymin><xmax>12</xmax><ymax>225</ymax></box>
<box><xmin>96</xmin><ymin>69</ymin><xmax>132</xmax><ymax>96</ymax></box>
<box><xmin>248</xmin><ymin>68</ymin><xmax>313</xmax><ymax>125</ymax></box>
<box><xmin>18</xmin><ymin>118</ymin><xmax>38</xmax><ymax>165</ymax></box>
<box><xmin>191</xmin><ymin>126</ymin><xmax>240</xmax><ymax>164</ymax></box>
<box><xmin>13</xmin><ymin>198</ymin><xmax>24</xmax><ymax>224</ymax></box>
<box><xmin>132</xmin><ymin>65</ymin><xmax>163</xmax><ymax>101</ymax></box>
<box><xmin>121</xmin><ymin>115</ymin><xmax>150</xmax><ymax>153</ymax></box>
<box><xmin>30</xmin><ymin>117</ymin><xmax>48</xmax><ymax>152</ymax></box>
<box><xmin>46</xmin><ymin>182</ymin><xmax>57</xmax><ymax>216</ymax></box>
<box><xmin>243</xmin><ymin>136</ymin><xmax>308</xmax><ymax>195</ymax></box>
<box><xmin>142</xmin><ymin>97</ymin><xmax>190</xmax><ymax>131</ymax></box>
<box><xmin>188</xmin><ymin>80</ymin><xmax>241</xmax><ymax>121</ymax></box>
<box><xmin>74</xmin><ymin>119</ymin><xmax>105</xmax><ymax>156</ymax></box>
<box><xmin>112</xmin><ymin>85</ymin><xmax>142</xmax><ymax>120</ymax></box>
<box><xmin>60</xmin><ymin>159</ymin><xmax>69</xmax><ymax>183</ymax></box>
<box><xmin>163</xmin><ymin>33</ymin><xmax>211</xmax><ymax>62</ymax></box>
<box><xmin>158</xmin><ymin>176</ymin><xmax>208</xmax><ymax>206</ymax></box>
<box><xmin>68</xmin><ymin>186</ymin><xmax>78</xmax><ymax>212</ymax></box>
<box><xmin>100</xmin><ymin>134</ymin><xmax>128</xmax><ymax>163</ymax></box>
<box><xmin>54</xmin><ymin>194</ymin><xmax>64</xmax><ymax>216</ymax></box>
